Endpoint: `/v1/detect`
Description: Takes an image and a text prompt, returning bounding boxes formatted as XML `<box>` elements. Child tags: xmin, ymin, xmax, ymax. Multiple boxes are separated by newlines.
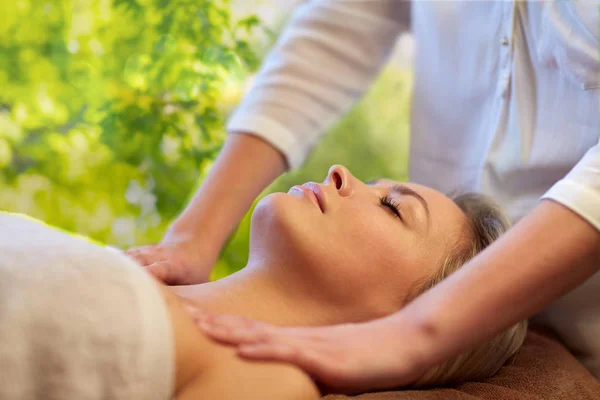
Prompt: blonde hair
<box><xmin>406</xmin><ymin>193</ymin><xmax>528</xmax><ymax>388</ymax></box>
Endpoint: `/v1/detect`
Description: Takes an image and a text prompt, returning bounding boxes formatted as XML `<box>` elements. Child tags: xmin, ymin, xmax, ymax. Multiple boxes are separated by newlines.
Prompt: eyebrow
<box><xmin>367</xmin><ymin>179</ymin><xmax>431</xmax><ymax>221</ymax></box>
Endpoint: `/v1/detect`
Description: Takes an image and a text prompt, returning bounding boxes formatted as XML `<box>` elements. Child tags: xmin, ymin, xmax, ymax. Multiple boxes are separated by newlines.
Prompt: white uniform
<box><xmin>227</xmin><ymin>0</ymin><xmax>600</xmax><ymax>377</ymax></box>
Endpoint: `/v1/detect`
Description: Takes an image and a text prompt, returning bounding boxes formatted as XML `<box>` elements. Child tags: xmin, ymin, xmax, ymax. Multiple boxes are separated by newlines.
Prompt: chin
<box><xmin>253</xmin><ymin>192</ymin><xmax>316</xmax><ymax>228</ymax></box>
<box><xmin>251</xmin><ymin>193</ymin><xmax>291</xmax><ymax>229</ymax></box>
<box><xmin>250</xmin><ymin>193</ymin><xmax>327</xmax><ymax>265</ymax></box>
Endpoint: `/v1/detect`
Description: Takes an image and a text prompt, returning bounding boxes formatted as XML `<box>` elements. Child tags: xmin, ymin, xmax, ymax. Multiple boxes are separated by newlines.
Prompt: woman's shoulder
<box><xmin>180</xmin><ymin>351</ymin><xmax>320</xmax><ymax>399</ymax></box>
<box><xmin>156</xmin><ymin>283</ymin><xmax>319</xmax><ymax>399</ymax></box>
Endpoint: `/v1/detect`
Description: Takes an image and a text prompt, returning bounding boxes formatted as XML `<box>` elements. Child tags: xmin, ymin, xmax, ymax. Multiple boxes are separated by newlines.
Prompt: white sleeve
<box><xmin>226</xmin><ymin>0</ymin><xmax>410</xmax><ymax>169</ymax></box>
<box><xmin>542</xmin><ymin>144</ymin><xmax>600</xmax><ymax>232</ymax></box>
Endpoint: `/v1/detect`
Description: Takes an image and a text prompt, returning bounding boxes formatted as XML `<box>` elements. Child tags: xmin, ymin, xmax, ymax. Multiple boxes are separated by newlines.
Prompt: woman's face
<box><xmin>250</xmin><ymin>165</ymin><xmax>470</xmax><ymax>321</ymax></box>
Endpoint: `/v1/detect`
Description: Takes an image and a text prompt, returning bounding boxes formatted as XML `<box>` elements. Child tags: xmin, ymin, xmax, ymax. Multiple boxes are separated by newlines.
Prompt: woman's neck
<box><xmin>169</xmin><ymin>260</ymin><xmax>340</xmax><ymax>327</ymax></box>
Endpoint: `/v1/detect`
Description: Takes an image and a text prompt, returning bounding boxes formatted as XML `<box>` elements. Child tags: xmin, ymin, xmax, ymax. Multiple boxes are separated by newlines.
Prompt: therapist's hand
<box><xmin>125</xmin><ymin>237</ymin><xmax>213</xmax><ymax>285</ymax></box>
<box><xmin>127</xmin><ymin>134</ymin><xmax>287</xmax><ymax>286</ymax></box>
<box><xmin>192</xmin><ymin>312</ymin><xmax>430</xmax><ymax>394</ymax></box>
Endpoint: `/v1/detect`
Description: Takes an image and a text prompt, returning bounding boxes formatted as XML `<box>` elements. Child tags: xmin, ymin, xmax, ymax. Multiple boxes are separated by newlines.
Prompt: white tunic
<box><xmin>227</xmin><ymin>0</ymin><xmax>600</xmax><ymax>377</ymax></box>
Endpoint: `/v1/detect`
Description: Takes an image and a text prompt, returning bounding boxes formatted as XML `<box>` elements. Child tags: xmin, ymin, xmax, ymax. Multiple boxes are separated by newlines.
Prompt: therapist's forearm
<box><xmin>398</xmin><ymin>199</ymin><xmax>600</xmax><ymax>369</ymax></box>
<box><xmin>166</xmin><ymin>132</ymin><xmax>286</xmax><ymax>258</ymax></box>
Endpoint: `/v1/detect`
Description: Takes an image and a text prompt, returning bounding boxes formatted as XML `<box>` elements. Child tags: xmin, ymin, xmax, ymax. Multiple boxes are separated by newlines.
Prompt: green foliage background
<box><xmin>0</xmin><ymin>0</ymin><xmax>412</xmax><ymax>279</ymax></box>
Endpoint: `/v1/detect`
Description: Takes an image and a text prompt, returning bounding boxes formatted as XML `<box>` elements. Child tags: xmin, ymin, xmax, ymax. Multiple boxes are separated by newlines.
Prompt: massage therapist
<box><xmin>126</xmin><ymin>1</ymin><xmax>600</xmax><ymax>393</ymax></box>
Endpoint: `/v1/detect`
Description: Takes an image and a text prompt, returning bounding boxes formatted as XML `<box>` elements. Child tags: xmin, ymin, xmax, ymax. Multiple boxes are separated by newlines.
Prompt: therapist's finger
<box><xmin>198</xmin><ymin>315</ymin><xmax>275</xmax><ymax>344</ymax></box>
<box><xmin>204</xmin><ymin>313</ymin><xmax>272</xmax><ymax>331</ymax></box>
<box><xmin>144</xmin><ymin>261</ymin><xmax>170</xmax><ymax>282</ymax></box>
<box><xmin>180</xmin><ymin>302</ymin><xmax>216</xmax><ymax>327</ymax></box>
<box><xmin>126</xmin><ymin>248</ymin><xmax>154</xmax><ymax>266</ymax></box>
<box><xmin>198</xmin><ymin>313</ymin><xmax>332</xmax><ymax>343</ymax></box>
<box><xmin>237</xmin><ymin>340</ymin><xmax>344</xmax><ymax>383</ymax></box>
<box><xmin>238</xmin><ymin>341</ymin><xmax>311</xmax><ymax>360</ymax></box>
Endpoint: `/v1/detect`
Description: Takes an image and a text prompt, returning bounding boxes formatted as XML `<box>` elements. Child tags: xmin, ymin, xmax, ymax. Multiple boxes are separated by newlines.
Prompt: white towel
<box><xmin>0</xmin><ymin>213</ymin><xmax>174</xmax><ymax>400</ymax></box>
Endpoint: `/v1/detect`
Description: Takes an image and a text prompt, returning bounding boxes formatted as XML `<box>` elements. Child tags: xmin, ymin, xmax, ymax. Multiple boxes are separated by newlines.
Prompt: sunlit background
<box><xmin>0</xmin><ymin>0</ymin><xmax>413</xmax><ymax>278</ymax></box>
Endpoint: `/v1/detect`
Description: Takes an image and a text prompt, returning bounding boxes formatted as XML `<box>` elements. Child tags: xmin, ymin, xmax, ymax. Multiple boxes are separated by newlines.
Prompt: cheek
<box><xmin>335</xmin><ymin>209</ymin><xmax>415</xmax><ymax>263</ymax></box>
<box><xmin>312</xmin><ymin>209</ymin><xmax>433</xmax><ymax>317</ymax></box>
<box><xmin>327</xmin><ymin>209</ymin><xmax>426</xmax><ymax>289</ymax></box>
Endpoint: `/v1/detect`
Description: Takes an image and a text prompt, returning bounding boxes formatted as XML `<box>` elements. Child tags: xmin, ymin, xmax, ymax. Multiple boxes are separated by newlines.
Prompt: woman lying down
<box><xmin>0</xmin><ymin>165</ymin><xmax>526</xmax><ymax>399</ymax></box>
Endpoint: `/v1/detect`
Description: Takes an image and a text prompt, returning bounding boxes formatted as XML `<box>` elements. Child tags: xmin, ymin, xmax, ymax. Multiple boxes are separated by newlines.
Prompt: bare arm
<box><xmin>410</xmin><ymin>141</ymin><xmax>600</xmax><ymax>367</ymax></box>
<box><xmin>128</xmin><ymin>0</ymin><xmax>410</xmax><ymax>284</ymax></box>
<box><xmin>163</xmin><ymin>133</ymin><xmax>286</xmax><ymax>283</ymax></box>
<box><xmin>403</xmin><ymin>199</ymin><xmax>600</xmax><ymax>370</ymax></box>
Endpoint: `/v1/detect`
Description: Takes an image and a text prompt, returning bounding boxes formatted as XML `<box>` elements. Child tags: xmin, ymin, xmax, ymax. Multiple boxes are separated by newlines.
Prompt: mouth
<box><xmin>290</xmin><ymin>183</ymin><xmax>325</xmax><ymax>213</ymax></box>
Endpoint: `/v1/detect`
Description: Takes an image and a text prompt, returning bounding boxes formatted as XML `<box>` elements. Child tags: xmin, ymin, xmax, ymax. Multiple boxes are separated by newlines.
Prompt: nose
<box><xmin>325</xmin><ymin>165</ymin><xmax>353</xmax><ymax>197</ymax></box>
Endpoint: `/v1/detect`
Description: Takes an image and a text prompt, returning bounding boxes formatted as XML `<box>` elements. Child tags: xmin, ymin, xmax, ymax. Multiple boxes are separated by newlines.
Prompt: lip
<box><xmin>291</xmin><ymin>183</ymin><xmax>325</xmax><ymax>213</ymax></box>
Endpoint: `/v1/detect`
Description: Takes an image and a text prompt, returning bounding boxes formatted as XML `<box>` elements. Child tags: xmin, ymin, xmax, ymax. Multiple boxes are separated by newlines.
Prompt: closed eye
<box><xmin>380</xmin><ymin>195</ymin><xmax>404</xmax><ymax>222</ymax></box>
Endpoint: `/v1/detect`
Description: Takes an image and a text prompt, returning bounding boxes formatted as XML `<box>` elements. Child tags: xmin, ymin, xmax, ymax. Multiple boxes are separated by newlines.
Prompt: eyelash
<box><xmin>380</xmin><ymin>195</ymin><xmax>404</xmax><ymax>221</ymax></box>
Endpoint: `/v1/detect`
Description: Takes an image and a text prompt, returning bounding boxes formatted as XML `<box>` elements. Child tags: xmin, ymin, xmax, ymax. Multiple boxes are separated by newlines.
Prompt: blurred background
<box><xmin>0</xmin><ymin>0</ymin><xmax>414</xmax><ymax>279</ymax></box>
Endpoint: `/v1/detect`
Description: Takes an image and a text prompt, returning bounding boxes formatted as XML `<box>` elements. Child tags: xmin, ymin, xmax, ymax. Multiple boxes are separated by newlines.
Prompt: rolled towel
<box><xmin>0</xmin><ymin>213</ymin><xmax>174</xmax><ymax>400</ymax></box>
